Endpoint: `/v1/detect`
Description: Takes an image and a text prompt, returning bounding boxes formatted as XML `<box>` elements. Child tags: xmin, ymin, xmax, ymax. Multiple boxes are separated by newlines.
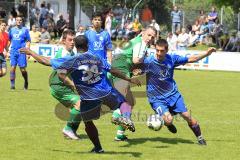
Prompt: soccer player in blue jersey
<box><xmin>8</xmin><ymin>15</ymin><xmax>31</xmax><ymax>89</ymax></box>
<box><xmin>141</xmin><ymin>39</ymin><xmax>216</xmax><ymax>145</ymax></box>
<box><xmin>20</xmin><ymin>35</ymin><xmax>140</xmax><ymax>153</ymax></box>
<box><xmin>84</xmin><ymin>12</ymin><xmax>112</xmax><ymax>63</ymax></box>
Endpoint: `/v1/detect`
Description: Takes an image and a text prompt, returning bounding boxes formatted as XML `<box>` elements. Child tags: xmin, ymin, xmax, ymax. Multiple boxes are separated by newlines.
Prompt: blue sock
<box><xmin>10</xmin><ymin>71</ymin><xmax>15</xmax><ymax>87</ymax></box>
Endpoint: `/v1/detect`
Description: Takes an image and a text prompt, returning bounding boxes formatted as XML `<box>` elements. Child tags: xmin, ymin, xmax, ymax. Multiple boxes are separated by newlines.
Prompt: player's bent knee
<box><xmin>163</xmin><ymin>114</ymin><xmax>173</xmax><ymax>125</ymax></box>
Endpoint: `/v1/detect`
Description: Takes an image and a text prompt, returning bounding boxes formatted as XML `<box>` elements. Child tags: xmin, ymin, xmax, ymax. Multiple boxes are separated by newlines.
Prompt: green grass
<box><xmin>0</xmin><ymin>62</ymin><xmax>240</xmax><ymax>160</ymax></box>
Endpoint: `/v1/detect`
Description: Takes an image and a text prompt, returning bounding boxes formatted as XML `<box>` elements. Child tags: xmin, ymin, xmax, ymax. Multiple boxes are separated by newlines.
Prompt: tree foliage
<box><xmin>212</xmin><ymin>0</ymin><xmax>240</xmax><ymax>13</ymax></box>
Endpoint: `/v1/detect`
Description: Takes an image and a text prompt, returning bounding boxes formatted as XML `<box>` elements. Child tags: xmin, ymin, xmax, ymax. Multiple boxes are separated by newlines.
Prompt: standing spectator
<box><xmin>29</xmin><ymin>2</ymin><xmax>40</xmax><ymax>29</ymax></box>
<box><xmin>8</xmin><ymin>15</ymin><xmax>31</xmax><ymax>90</ymax></box>
<box><xmin>177</xmin><ymin>28</ymin><xmax>189</xmax><ymax>50</ymax></box>
<box><xmin>208</xmin><ymin>6</ymin><xmax>218</xmax><ymax>32</ymax></box>
<box><xmin>149</xmin><ymin>19</ymin><xmax>160</xmax><ymax>41</ymax></box>
<box><xmin>39</xmin><ymin>3</ymin><xmax>48</xmax><ymax>27</ymax></box>
<box><xmin>56</xmin><ymin>14</ymin><xmax>67</xmax><ymax>38</ymax></box>
<box><xmin>40</xmin><ymin>26</ymin><xmax>51</xmax><ymax>44</ymax></box>
<box><xmin>171</xmin><ymin>5</ymin><xmax>182</xmax><ymax>33</ymax></box>
<box><xmin>198</xmin><ymin>10</ymin><xmax>206</xmax><ymax>25</ymax></box>
<box><xmin>47</xmin><ymin>3</ymin><xmax>55</xmax><ymax>18</ymax></box>
<box><xmin>29</xmin><ymin>24</ymin><xmax>41</xmax><ymax>43</ymax></box>
<box><xmin>141</xmin><ymin>4</ymin><xmax>153</xmax><ymax>28</ymax></box>
<box><xmin>132</xmin><ymin>18</ymin><xmax>142</xmax><ymax>35</ymax></box>
<box><xmin>7</xmin><ymin>15</ymin><xmax>16</xmax><ymax>31</ymax></box>
<box><xmin>0</xmin><ymin>20</ymin><xmax>9</xmax><ymax>77</ymax></box>
<box><xmin>105</xmin><ymin>10</ymin><xmax>113</xmax><ymax>36</ymax></box>
<box><xmin>113</xmin><ymin>3</ymin><xmax>124</xmax><ymax>27</ymax></box>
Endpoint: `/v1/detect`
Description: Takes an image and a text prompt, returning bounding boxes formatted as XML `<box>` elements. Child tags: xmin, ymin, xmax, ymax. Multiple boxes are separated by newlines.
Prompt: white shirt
<box><xmin>167</xmin><ymin>34</ymin><xmax>178</xmax><ymax>51</ymax></box>
<box><xmin>177</xmin><ymin>33</ymin><xmax>189</xmax><ymax>47</ymax></box>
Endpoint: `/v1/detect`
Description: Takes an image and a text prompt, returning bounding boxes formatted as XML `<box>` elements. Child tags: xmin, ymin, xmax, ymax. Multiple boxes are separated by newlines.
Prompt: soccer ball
<box><xmin>147</xmin><ymin>114</ymin><xmax>164</xmax><ymax>131</ymax></box>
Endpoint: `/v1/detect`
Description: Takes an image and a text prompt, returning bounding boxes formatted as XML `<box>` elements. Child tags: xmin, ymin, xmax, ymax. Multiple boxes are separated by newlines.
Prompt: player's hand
<box><xmin>19</xmin><ymin>48</ymin><xmax>32</xmax><ymax>55</ymax></box>
<box><xmin>207</xmin><ymin>47</ymin><xmax>216</xmax><ymax>55</ymax></box>
<box><xmin>129</xmin><ymin>78</ymin><xmax>141</xmax><ymax>86</ymax></box>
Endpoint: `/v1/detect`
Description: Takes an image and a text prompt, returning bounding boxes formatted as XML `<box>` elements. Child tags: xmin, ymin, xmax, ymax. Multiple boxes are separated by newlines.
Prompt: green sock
<box><xmin>116</xmin><ymin>125</ymin><xmax>126</xmax><ymax>138</ymax></box>
<box><xmin>64</xmin><ymin>108</ymin><xmax>81</xmax><ymax>132</ymax></box>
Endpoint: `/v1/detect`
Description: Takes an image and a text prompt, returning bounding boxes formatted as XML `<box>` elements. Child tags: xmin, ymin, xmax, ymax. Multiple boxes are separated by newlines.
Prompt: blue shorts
<box><xmin>150</xmin><ymin>95</ymin><xmax>188</xmax><ymax>116</ymax></box>
<box><xmin>0</xmin><ymin>54</ymin><xmax>7</xmax><ymax>69</ymax></box>
<box><xmin>80</xmin><ymin>88</ymin><xmax>126</xmax><ymax>121</ymax></box>
<box><xmin>10</xmin><ymin>52</ymin><xmax>27</xmax><ymax>68</ymax></box>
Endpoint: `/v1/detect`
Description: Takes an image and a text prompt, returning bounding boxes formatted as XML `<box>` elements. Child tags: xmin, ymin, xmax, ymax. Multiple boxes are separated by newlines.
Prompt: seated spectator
<box><xmin>218</xmin><ymin>32</ymin><xmax>229</xmax><ymax>50</ymax></box>
<box><xmin>40</xmin><ymin>26</ymin><xmax>51</xmax><ymax>44</ymax></box>
<box><xmin>192</xmin><ymin>20</ymin><xmax>201</xmax><ymax>34</ymax></box>
<box><xmin>210</xmin><ymin>18</ymin><xmax>223</xmax><ymax>46</ymax></box>
<box><xmin>224</xmin><ymin>32</ymin><xmax>239</xmax><ymax>52</ymax></box>
<box><xmin>188</xmin><ymin>31</ymin><xmax>199</xmax><ymax>47</ymax></box>
<box><xmin>198</xmin><ymin>19</ymin><xmax>209</xmax><ymax>44</ymax></box>
<box><xmin>177</xmin><ymin>28</ymin><xmax>189</xmax><ymax>50</ymax></box>
<box><xmin>76</xmin><ymin>25</ymin><xmax>85</xmax><ymax>36</ymax></box>
<box><xmin>56</xmin><ymin>14</ymin><xmax>67</xmax><ymax>37</ymax></box>
<box><xmin>132</xmin><ymin>18</ymin><xmax>142</xmax><ymax>35</ymax></box>
<box><xmin>167</xmin><ymin>32</ymin><xmax>178</xmax><ymax>51</ymax></box>
<box><xmin>30</xmin><ymin>24</ymin><xmax>41</xmax><ymax>43</ymax></box>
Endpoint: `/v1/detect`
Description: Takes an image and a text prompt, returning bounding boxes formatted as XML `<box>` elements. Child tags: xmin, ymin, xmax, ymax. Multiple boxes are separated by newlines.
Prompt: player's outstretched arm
<box><xmin>187</xmin><ymin>47</ymin><xmax>216</xmax><ymax>63</ymax></box>
<box><xmin>110</xmin><ymin>67</ymin><xmax>141</xmax><ymax>86</ymax></box>
<box><xmin>57</xmin><ymin>72</ymin><xmax>76</xmax><ymax>92</ymax></box>
<box><xmin>19</xmin><ymin>48</ymin><xmax>51</xmax><ymax>66</ymax></box>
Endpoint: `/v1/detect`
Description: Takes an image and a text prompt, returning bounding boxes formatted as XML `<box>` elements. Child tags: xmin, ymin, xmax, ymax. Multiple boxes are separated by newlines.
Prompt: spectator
<box><xmin>177</xmin><ymin>28</ymin><xmax>189</xmax><ymax>50</ymax></box>
<box><xmin>56</xmin><ymin>14</ymin><xmax>67</xmax><ymax>37</ymax></box>
<box><xmin>132</xmin><ymin>18</ymin><xmax>142</xmax><ymax>35</ymax></box>
<box><xmin>113</xmin><ymin>3</ymin><xmax>124</xmax><ymax>27</ymax></box>
<box><xmin>40</xmin><ymin>27</ymin><xmax>51</xmax><ymax>44</ymax></box>
<box><xmin>149</xmin><ymin>19</ymin><xmax>160</xmax><ymax>41</ymax></box>
<box><xmin>39</xmin><ymin>3</ymin><xmax>48</xmax><ymax>27</ymax></box>
<box><xmin>210</xmin><ymin>18</ymin><xmax>223</xmax><ymax>45</ymax></box>
<box><xmin>30</xmin><ymin>24</ymin><xmax>41</xmax><ymax>43</ymax></box>
<box><xmin>7</xmin><ymin>15</ymin><xmax>16</xmax><ymax>30</ymax></box>
<box><xmin>198</xmin><ymin>18</ymin><xmax>209</xmax><ymax>44</ymax></box>
<box><xmin>171</xmin><ymin>5</ymin><xmax>182</xmax><ymax>33</ymax></box>
<box><xmin>224</xmin><ymin>32</ymin><xmax>239</xmax><ymax>52</ymax></box>
<box><xmin>192</xmin><ymin>20</ymin><xmax>201</xmax><ymax>34</ymax></box>
<box><xmin>208</xmin><ymin>6</ymin><xmax>218</xmax><ymax>32</ymax></box>
<box><xmin>76</xmin><ymin>25</ymin><xmax>85</xmax><ymax>36</ymax></box>
<box><xmin>141</xmin><ymin>4</ymin><xmax>153</xmax><ymax>28</ymax></box>
<box><xmin>198</xmin><ymin>10</ymin><xmax>206</xmax><ymax>25</ymax></box>
<box><xmin>47</xmin><ymin>3</ymin><xmax>55</xmax><ymax>18</ymax></box>
<box><xmin>0</xmin><ymin>7</ymin><xmax>7</xmax><ymax>19</ymax></box>
<box><xmin>29</xmin><ymin>2</ymin><xmax>40</xmax><ymax>29</ymax></box>
<box><xmin>167</xmin><ymin>32</ymin><xmax>178</xmax><ymax>51</ymax></box>
<box><xmin>105</xmin><ymin>10</ymin><xmax>113</xmax><ymax>36</ymax></box>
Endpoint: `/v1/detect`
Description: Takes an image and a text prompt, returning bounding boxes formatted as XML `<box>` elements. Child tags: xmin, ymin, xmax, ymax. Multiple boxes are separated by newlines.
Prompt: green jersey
<box><xmin>111</xmin><ymin>36</ymin><xmax>143</xmax><ymax>82</ymax></box>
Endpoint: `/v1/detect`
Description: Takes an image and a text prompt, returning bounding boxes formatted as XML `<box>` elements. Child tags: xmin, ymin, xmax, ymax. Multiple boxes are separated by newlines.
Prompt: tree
<box><xmin>213</xmin><ymin>0</ymin><xmax>240</xmax><ymax>13</ymax></box>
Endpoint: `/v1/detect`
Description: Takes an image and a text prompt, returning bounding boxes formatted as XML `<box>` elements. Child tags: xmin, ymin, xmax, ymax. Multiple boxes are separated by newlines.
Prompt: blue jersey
<box><xmin>50</xmin><ymin>52</ymin><xmax>112</xmax><ymax>100</ymax></box>
<box><xmin>9</xmin><ymin>26</ymin><xmax>31</xmax><ymax>52</ymax></box>
<box><xmin>84</xmin><ymin>29</ymin><xmax>112</xmax><ymax>60</ymax></box>
<box><xmin>143</xmin><ymin>53</ymin><xmax>188</xmax><ymax>103</ymax></box>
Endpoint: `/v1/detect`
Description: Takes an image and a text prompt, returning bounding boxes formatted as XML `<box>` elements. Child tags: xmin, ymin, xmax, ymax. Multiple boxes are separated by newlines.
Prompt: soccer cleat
<box><xmin>167</xmin><ymin>124</ymin><xmax>177</xmax><ymax>134</ymax></box>
<box><xmin>111</xmin><ymin>117</ymin><xmax>135</xmax><ymax>132</ymax></box>
<box><xmin>198</xmin><ymin>136</ymin><xmax>207</xmax><ymax>145</ymax></box>
<box><xmin>10</xmin><ymin>86</ymin><xmax>15</xmax><ymax>90</ymax></box>
<box><xmin>24</xmin><ymin>82</ymin><xmax>28</xmax><ymax>90</ymax></box>
<box><xmin>62</xmin><ymin>128</ymin><xmax>80</xmax><ymax>140</ymax></box>
<box><xmin>90</xmin><ymin>147</ymin><xmax>104</xmax><ymax>153</ymax></box>
<box><xmin>114</xmin><ymin>135</ymin><xmax>129</xmax><ymax>141</ymax></box>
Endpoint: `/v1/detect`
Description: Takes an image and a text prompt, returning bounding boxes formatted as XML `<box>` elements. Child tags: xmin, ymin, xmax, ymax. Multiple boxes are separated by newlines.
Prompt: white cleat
<box><xmin>62</xmin><ymin>128</ymin><xmax>80</xmax><ymax>140</ymax></box>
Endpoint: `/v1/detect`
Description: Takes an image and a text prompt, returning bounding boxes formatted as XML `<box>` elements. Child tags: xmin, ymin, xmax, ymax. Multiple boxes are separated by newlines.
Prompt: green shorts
<box><xmin>50</xmin><ymin>88</ymin><xmax>80</xmax><ymax>108</ymax></box>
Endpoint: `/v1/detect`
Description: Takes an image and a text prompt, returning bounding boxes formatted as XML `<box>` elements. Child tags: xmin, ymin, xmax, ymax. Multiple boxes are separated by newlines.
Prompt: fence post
<box><xmin>220</xmin><ymin>7</ymin><xmax>223</xmax><ymax>25</ymax></box>
<box><xmin>238</xmin><ymin>12</ymin><xmax>240</xmax><ymax>31</ymax></box>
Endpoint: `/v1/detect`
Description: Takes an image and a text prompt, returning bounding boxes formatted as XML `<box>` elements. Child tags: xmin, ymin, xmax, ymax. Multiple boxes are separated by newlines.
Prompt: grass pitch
<box><xmin>0</xmin><ymin>62</ymin><xmax>239</xmax><ymax>160</ymax></box>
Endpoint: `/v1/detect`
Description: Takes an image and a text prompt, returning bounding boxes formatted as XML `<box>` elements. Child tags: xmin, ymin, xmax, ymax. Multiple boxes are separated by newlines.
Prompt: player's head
<box><xmin>142</xmin><ymin>26</ymin><xmax>157</xmax><ymax>45</ymax></box>
<box><xmin>155</xmin><ymin>39</ymin><xmax>168</xmax><ymax>61</ymax></box>
<box><xmin>91</xmin><ymin>12</ymin><xmax>102</xmax><ymax>30</ymax></box>
<box><xmin>0</xmin><ymin>19</ymin><xmax>7</xmax><ymax>31</ymax></box>
<box><xmin>62</xmin><ymin>29</ymin><xmax>76</xmax><ymax>51</ymax></box>
<box><xmin>15</xmin><ymin>15</ymin><xmax>23</xmax><ymax>27</ymax></box>
<box><xmin>75</xmin><ymin>35</ymin><xmax>88</xmax><ymax>52</ymax></box>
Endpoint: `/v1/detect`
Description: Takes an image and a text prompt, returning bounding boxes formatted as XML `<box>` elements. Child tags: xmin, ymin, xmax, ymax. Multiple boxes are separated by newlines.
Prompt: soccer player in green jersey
<box><xmin>111</xmin><ymin>26</ymin><xmax>157</xmax><ymax>141</ymax></box>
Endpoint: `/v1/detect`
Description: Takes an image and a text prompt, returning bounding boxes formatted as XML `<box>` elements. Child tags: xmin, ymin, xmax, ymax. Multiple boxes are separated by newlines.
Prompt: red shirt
<box><xmin>0</xmin><ymin>32</ymin><xmax>9</xmax><ymax>53</ymax></box>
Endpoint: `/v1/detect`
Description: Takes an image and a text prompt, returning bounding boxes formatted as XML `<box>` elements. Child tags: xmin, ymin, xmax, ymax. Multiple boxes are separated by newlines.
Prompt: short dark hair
<box><xmin>92</xmin><ymin>12</ymin><xmax>102</xmax><ymax>20</ymax></box>
<box><xmin>75</xmin><ymin>35</ymin><xmax>88</xmax><ymax>50</ymax></box>
<box><xmin>156</xmin><ymin>39</ymin><xmax>168</xmax><ymax>50</ymax></box>
<box><xmin>62</xmin><ymin>29</ymin><xmax>75</xmax><ymax>40</ymax></box>
<box><xmin>145</xmin><ymin>26</ymin><xmax>157</xmax><ymax>34</ymax></box>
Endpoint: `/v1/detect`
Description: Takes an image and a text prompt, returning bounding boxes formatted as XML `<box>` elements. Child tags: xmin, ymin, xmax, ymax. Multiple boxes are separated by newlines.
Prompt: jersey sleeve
<box><xmin>50</xmin><ymin>56</ymin><xmax>76</xmax><ymax>70</ymax></box>
<box><xmin>102</xmin><ymin>59</ymin><xmax>111</xmax><ymax>72</ymax></box>
<box><xmin>8</xmin><ymin>29</ymin><xmax>12</xmax><ymax>41</ymax></box>
<box><xmin>171</xmin><ymin>54</ymin><xmax>188</xmax><ymax>67</ymax></box>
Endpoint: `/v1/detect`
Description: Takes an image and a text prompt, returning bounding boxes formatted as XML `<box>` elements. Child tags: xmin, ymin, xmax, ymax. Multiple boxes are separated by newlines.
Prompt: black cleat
<box><xmin>90</xmin><ymin>147</ymin><xmax>104</xmax><ymax>153</ymax></box>
<box><xmin>198</xmin><ymin>136</ymin><xmax>207</xmax><ymax>145</ymax></box>
<box><xmin>24</xmin><ymin>82</ymin><xmax>28</xmax><ymax>90</ymax></box>
<box><xmin>167</xmin><ymin>124</ymin><xmax>177</xmax><ymax>134</ymax></box>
